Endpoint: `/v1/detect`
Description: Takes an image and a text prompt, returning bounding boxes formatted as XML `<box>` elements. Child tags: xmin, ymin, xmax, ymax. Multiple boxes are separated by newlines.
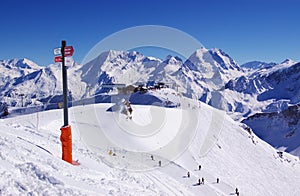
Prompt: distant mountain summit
<box><xmin>0</xmin><ymin>58</ymin><xmax>40</xmax><ymax>69</ymax></box>
<box><xmin>241</xmin><ymin>61</ymin><xmax>277</xmax><ymax>70</ymax></box>
<box><xmin>0</xmin><ymin>58</ymin><xmax>40</xmax><ymax>86</ymax></box>
<box><xmin>281</xmin><ymin>58</ymin><xmax>297</xmax><ymax>65</ymax></box>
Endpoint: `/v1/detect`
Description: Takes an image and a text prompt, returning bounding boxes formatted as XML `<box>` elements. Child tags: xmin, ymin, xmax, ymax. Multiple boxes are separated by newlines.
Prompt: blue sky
<box><xmin>0</xmin><ymin>0</ymin><xmax>299</xmax><ymax>66</ymax></box>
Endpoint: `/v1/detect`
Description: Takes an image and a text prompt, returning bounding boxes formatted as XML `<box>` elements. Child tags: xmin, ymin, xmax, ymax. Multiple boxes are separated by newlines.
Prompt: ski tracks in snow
<box><xmin>144</xmin><ymin>172</ymin><xmax>189</xmax><ymax>196</ymax></box>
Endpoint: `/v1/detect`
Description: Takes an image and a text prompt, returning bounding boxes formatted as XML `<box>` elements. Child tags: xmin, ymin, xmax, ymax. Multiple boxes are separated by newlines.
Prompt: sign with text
<box><xmin>54</xmin><ymin>56</ymin><xmax>74</xmax><ymax>66</ymax></box>
<box><xmin>54</xmin><ymin>56</ymin><xmax>62</xmax><ymax>63</ymax></box>
<box><xmin>54</xmin><ymin>47</ymin><xmax>61</xmax><ymax>55</ymax></box>
<box><xmin>54</xmin><ymin>46</ymin><xmax>74</xmax><ymax>56</ymax></box>
<box><xmin>64</xmin><ymin>46</ymin><xmax>74</xmax><ymax>56</ymax></box>
<box><xmin>65</xmin><ymin>56</ymin><xmax>74</xmax><ymax>67</ymax></box>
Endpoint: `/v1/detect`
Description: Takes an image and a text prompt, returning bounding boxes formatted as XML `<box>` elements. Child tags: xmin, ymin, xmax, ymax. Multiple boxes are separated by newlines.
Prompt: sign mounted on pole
<box><xmin>64</xmin><ymin>46</ymin><xmax>74</xmax><ymax>56</ymax></box>
<box><xmin>54</xmin><ymin>46</ymin><xmax>74</xmax><ymax>57</ymax></box>
<box><xmin>54</xmin><ymin>47</ymin><xmax>61</xmax><ymax>55</ymax></box>
<box><xmin>53</xmin><ymin>45</ymin><xmax>74</xmax><ymax>63</ymax></box>
<box><xmin>54</xmin><ymin>56</ymin><xmax>62</xmax><ymax>63</ymax></box>
<box><xmin>65</xmin><ymin>56</ymin><xmax>74</xmax><ymax>67</ymax></box>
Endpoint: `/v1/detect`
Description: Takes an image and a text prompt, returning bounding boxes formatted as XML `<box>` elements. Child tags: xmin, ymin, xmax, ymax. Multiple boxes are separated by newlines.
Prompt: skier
<box><xmin>198</xmin><ymin>178</ymin><xmax>201</xmax><ymax>185</ymax></box>
<box><xmin>151</xmin><ymin>155</ymin><xmax>154</xmax><ymax>160</ymax></box>
<box><xmin>235</xmin><ymin>188</ymin><xmax>239</xmax><ymax>195</ymax></box>
<box><xmin>158</xmin><ymin>160</ymin><xmax>161</xmax><ymax>167</ymax></box>
<box><xmin>127</xmin><ymin>102</ymin><xmax>133</xmax><ymax>120</ymax></box>
<box><xmin>120</xmin><ymin>99</ymin><xmax>128</xmax><ymax>115</ymax></box>
<box><xmin>201</xmin><ymin>177</ymin><xmax>204</xmax><ymax>184</ymax></box>
<box><xmin>199</xmin><ymin>165</ymin><xmax>201</xmax><ymax>170</ymax></box>
<box><xmin>187</xmin><ymin>172</ymin><xmax>190</xmax><ymax>178</ymax></box>
<box><xmin>124</xmin><ymin>100</ymin><xmax>133</xmax><ymax>119</ymax></box>
<box><xmin>120</xmin><ymin>99</ymin><xmax>133</xmax><ymax>119</ymax></box>
<box><xmin>217</xmin><ymin>178</ymin><xmax>219</xmax><ymax>183</ymax></box>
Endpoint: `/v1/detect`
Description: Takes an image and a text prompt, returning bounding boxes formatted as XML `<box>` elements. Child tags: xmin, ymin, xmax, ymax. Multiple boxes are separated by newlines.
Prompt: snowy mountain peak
<box><xmin>264</xmin><ymin>58</ymin><xmax>298</xmax><ymax>74</ymax></box>
<box><xmin>209</xmin><ymin>48</ymin><xmax>240</xmax><ymax>70</ymax></box>
<box><xmin>143</xmin><ymin>56</ymin><xmax>161</xmax><ymax>62</ymax></box>
<box><xmin>280</xmin><ymin>58</ymin><xmax>297</xmax><ymax>65</ymax></box>
<box><xmin>163</xmin><ymin>55</ymin><xmax>182</xmax><ymax>64</ymax></box>
<box><xmin>1</xmin><ymin>58</ymin><xmax>40</xmax><ymax>70</ymax></box>
<box><xmin>210</xmin><ymin>47</ymin><xmax>230</xmax><ymax>56</ymax></box>
<box><xmin>184</xmin><ymin>48</ymin><xmax>212</xmax><ymax>71</ymax></box>
<box><xmin>241</xmin><ymin>59</ymin><xmax>297</xmax><ymax>72</ymax></box>
<box><xmin>195</xmin><ymin>47</ymin><xmax>209</xmax><ymax>54</ymax></box>
<box><xmin>19</xmin><ymin>58</ymin><xmax>40</xmax><ymax>69</ymax></box>
<box><xmin>104</xmin><ymin>50</ymin><xmax>147</xmax><ymax>64</ymax></box>
<box><xmin>182</xmin><ymin>47</ymin><xmax>242</xmax><ymax>92</ymax></box>
<box><xmin>241</xmin><ymin>61</ymin><xmax>277</xmax><ymax>70</ymax></box>
<box><xmin>105</xmin><ymin>50</ymin><xmax>124</xmax><ymax>60</ymax></box>
<box><xmin>187</xmin><ymin>47</ymin><xmax>240</xmax><ymax>71</ymax></box>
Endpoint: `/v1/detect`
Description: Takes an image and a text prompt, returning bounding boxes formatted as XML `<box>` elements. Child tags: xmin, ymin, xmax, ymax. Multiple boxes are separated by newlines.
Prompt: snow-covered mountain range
<box><xmin>1</xmin><ymin>48</ymin><xmax>299</xmax><ymax>156</ymax></box>
<box><xmin>0</xmin><ymin>48</ymin><xmax>243</xmax><ymax>108</ymax></box>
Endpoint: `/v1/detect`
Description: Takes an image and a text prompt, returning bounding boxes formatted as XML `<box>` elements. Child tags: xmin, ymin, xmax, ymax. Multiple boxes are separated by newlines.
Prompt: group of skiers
<box><xmin>186</xmin><ymin>172</ymin><xmax>207</xmax><ymax>185</ymax></box>
<box><xmin>235</xmin><ymin>188</ymin><xmax>239</xmax><ymax>196</ymax></box>
<box><xmin>150</xmin><ymin>154</ymin><xmax>162</xmax><ymax>167</ymax></box>
<box><xmin>185</xmin><ymin>166</ymin><xmax>240</xmax><ymax>195</ymax></box>
<box><xmin>111</xmin><ymin>152</ymin><xmax>240</xmax><ymax>195</ymax></box>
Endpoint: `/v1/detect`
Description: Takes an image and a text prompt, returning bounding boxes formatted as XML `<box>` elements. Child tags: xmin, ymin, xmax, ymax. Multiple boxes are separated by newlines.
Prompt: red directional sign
<box><xmin>64</xmin><ymin>46</ymin><xmax>74</xmax><ymax>56</ymax></box>
<box><xmin>54</xmin><ymin>56</ymin><xmax>62</xmax><ymax>63</ymax></box>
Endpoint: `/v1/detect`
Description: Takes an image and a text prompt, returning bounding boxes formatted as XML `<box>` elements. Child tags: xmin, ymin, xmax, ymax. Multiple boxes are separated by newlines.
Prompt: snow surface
<box><xmin>1</xmin><ymin>90</ymin><xmax>300</xmax><ymax>195</ymax></box>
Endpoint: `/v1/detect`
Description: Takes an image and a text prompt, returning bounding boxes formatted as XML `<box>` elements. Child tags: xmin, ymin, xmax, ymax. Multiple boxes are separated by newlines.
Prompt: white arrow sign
<box><xmin>54</xmin><ymin>47</ymin><xmax>61</xmax><ymax>55</ymax></box>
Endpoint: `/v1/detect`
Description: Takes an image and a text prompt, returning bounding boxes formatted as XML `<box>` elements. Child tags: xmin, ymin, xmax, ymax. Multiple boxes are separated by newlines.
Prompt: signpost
<box><xmin>54</xmin><ymin>40</ymin><xmax>78</xmax><ymax>165</ymax></box>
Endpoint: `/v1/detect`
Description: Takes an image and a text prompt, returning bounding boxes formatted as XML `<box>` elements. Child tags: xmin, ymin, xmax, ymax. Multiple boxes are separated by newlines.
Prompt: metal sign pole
<box><xmin>61</xmin><ymin>40</ymin><xmax>69</xmax><ymax>126</ymax></box>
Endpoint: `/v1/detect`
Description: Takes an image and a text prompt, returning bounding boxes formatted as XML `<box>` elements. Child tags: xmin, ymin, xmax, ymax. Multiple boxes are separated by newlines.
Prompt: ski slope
<box><xmin>0</xmin><ymin>98</ymin><xmax>300</xmax><ymax>195</ymax></box>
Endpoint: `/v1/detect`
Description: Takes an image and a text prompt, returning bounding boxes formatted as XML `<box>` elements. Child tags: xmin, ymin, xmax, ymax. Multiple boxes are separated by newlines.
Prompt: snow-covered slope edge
<box><xmin>0</xmin><ymin>94</ymin><xmax>299</xmax><ymax>195</ymax></box>
<box><xmin>242</xmin><ymin>103</ymin><xmax>300</xmax><ymax>156</ymax></box>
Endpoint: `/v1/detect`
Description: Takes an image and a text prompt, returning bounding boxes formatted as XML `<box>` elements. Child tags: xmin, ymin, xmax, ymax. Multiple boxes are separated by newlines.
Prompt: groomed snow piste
<box><xmin>0</xmin><ymin>93</ymin><xmax>300</xmax><ymax>195</ymax></box>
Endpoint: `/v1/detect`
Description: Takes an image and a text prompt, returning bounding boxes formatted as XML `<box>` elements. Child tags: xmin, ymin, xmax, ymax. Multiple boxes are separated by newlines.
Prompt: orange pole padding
<box><xmin>60</xmin><ymin>125</ymin><xmax>72</xmax><ymax>164</ymax></box>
